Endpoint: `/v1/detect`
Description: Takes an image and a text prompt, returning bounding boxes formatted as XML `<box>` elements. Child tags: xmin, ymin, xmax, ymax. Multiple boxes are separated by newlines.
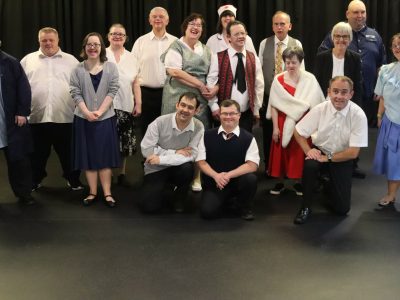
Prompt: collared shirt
<box><xmin>141</xmin><ymin>112</ymin><xmax>204</xmax><ymax>175</ymax></box>
<box><xmin>106</xmin><ymin>47</ymin><xmax>138</xmax><ymax>113</ymax></box>
<box><xmin>131</xmin><ymin>31</ymin><xmax>177</xmax><ymax>88</ymax></box>
<box><xmin>318</xmin><ymin>26</ymin><xmax>386</xmax><ymax>98</ymax></box>
<box><xmin>374</xmin><ymin>62</ymin><xmax>400</xmax><ymax>125</ymax></box>
<box><xmin>0</xmin><ymin>70</ymin><xmax>7</xmax><ymax>148</ymax></box>
<box><xmin>196</xmin><ymin>125</ymin><xmax>260</xmax><ymax>165</ymax></box>
<box><xmin>163</xmin><ymin>37</ymin><xmax>205</xmax><ymax>69</ymax></box>
<box><xmin>20</xmin><ymin>48</ymin><xmax>79</xmax><ymax>123</ymax></box>
<box><xmin>206</xmin><ymin>33</ymin><xmax>257</xmax><ymax>55</ymax></box>
<box><xmin>207</xmin><ymin>47</ymin><xmax>264</xmax><ymax>115</ymax></box>
<box><xmin>258</xmin><ymin>35</ymin><xmax>305</xmax><ymax>70</ymax></box>
<box><xmin>295</xmin><ymin>100</ymin><xmax>368</xmax><ymax>154</ymax></box>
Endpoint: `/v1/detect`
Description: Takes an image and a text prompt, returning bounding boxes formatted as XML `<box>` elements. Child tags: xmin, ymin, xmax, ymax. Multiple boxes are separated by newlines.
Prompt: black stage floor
<box><xmin>1</xmin><ymin>127</ymin><xmax>399</xmax><ymax>299</ymax></box>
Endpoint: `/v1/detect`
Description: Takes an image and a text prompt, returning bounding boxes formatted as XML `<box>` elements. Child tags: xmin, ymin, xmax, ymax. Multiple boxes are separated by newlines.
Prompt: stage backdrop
<box><xmin>0</xmin><ymin>0</ymin><xmax>399</xmax><ymax>70</ymax></box>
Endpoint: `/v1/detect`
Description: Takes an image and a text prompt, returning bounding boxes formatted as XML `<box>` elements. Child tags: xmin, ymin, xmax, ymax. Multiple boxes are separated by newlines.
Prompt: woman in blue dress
<box><xmin>373</xmin><ymin>33</ymin><xmax>400</xmax><ymax>207</ymax></box>
<box><xmin>70</xmin><ymin>32</ymin><xmax>120</xmax><ymax>207</ymax></box>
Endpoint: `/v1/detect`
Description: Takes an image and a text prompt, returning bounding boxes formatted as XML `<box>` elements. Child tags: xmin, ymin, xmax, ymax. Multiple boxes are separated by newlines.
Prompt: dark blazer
<box><xmin>314</xmin><ymin>49</ymin><xmax>362</xmax><ymax>105</ymax></box>
<box><xmin>0</xmin><ymin>50</ymin><xmax>33</xmax><ymax>161</ymax></box>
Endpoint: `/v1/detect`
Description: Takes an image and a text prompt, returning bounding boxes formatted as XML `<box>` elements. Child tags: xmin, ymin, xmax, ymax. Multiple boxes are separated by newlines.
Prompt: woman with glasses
<box><xmin>106</xmin><ymin>24</ymin><xmax>141</xmax><ymax>186</ymax></box>
<box><xmin>70</xmin><ymin>32</ymin><xmax>120</xmax><ymax>207</ymax></box>
<box><xmin>206</xmin><ymin>4</ymin><xmax>256</xmax><ymax>54</ymax></box>
<box><xmin>161</xmin><ymin>13</ymin><xmax>214</xmax><ymax>192</ymax></box>
<box><xmin>314</xmin><ymin>22</ymin><xmax>362</xmax><ymax>104</ymax></box>
<box><xmin>372</xmin><ymin>33</ymin><xmax>400</xmax><ymax>208</ymax></box>
<box><xmin>267</xmin><ymin>47</ymin><xmax>324</xmax><ymax>196</ymax></box>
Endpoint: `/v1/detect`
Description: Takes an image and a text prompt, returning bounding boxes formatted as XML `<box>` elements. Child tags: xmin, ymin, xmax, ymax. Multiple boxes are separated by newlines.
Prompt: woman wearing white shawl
<box><xmin>266</xmin><ymin>47</ymin><xmax>325</xmax><ymax>195</ymax></box>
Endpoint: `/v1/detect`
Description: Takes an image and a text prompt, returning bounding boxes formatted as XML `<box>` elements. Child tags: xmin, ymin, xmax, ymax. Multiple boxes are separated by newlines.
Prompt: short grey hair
<box><xmin>331</xmin><ymin>22</ymin><xmax>353</xmax><ymax>42</ymax></box>
<box><xmin>149</xmin><ymin>6</ymin><xmax>169</xmax><ymax>19</ymax></box>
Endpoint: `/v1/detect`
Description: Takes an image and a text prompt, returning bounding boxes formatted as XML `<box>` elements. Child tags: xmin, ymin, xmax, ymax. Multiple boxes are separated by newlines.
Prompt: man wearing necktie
<box><xmin>206</xmin><ymin>21</ymin><xmax>264</xmax><ymax>133</ymax></box>
<box><xmin>258</xmin><ymin>11</ymin><xmax>304</xmax><ymax>175</ymax></box>
<box><xmin>196</xmin><ymin>99</ymin><xmax>260</xmax><ymax>220</ymax></box>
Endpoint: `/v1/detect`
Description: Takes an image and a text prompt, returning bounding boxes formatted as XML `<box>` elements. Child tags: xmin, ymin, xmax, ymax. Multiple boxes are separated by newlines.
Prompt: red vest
<box><xmin>217</xmin><ymin>49</ymin><xmax>256</xmax><ymax>112</ymax></box>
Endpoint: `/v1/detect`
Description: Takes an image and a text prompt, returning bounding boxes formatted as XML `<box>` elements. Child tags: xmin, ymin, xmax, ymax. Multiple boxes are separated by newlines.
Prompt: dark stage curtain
<box><xmin>0</xmin><ymin>0</ymin><xmax>399</xmax><ymax>69</ymax></box>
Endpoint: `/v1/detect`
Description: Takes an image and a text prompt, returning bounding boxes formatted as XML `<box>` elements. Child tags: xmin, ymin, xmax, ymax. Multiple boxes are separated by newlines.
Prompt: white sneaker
<box><xmin>191</xmin><ymin>181</ymin><xmax>202</xmax><ymax>192</ymax></box>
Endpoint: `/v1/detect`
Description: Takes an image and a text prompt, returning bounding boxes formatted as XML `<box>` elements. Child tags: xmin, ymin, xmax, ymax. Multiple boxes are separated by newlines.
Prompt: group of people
<box><xmin>0</xmin><ymin>0</ymin><xmax>399</xmax><ymax>224</ymax></box>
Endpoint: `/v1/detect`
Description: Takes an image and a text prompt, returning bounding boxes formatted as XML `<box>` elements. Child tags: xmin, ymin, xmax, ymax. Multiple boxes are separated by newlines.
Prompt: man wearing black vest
<box><xmin>196</xmin><ymin>99</ymin><xmax>259</xmax><ymax>220</ymax></box>
<box><xmin>258</xmin><ymin>11</ymin><xmax>304</xmax><ymax>175</ymax></box>
<box><xmin>206</xmin><ymin>21</ymin><xmax>264</xmax><ymax>133</ymax></box>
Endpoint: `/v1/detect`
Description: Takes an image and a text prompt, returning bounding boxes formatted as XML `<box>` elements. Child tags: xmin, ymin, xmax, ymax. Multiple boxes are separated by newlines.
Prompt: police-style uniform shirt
<box><xmin>318</xmin><ymin>26</ymin><xmax>386</xmax><ymax>98</ymax></box>
<box><xmin>20</xmin><ymin>48</ymin><xmax>79</xmax><ymax>123</ymax></box>
<box><xmin>295</xmin><ymin>100</ymin><xmax>368</xmax><ymax>155</ymax></box>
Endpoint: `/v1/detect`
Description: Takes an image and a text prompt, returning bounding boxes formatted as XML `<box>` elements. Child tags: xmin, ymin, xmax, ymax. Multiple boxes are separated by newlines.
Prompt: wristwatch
<box><xmin>327</xmin><ymin>152</ymin><xmax>333</xmax><ymax>162</ymax></box>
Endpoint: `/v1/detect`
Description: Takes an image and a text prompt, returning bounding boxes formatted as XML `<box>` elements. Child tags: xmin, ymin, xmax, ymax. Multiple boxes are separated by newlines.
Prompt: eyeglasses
<box><xmin>188</xmin><ymin>22</ymin><xmax>202</xmax><ymax>28</ymax></box>
<box><xmin>109</xmin><ymin>32</ymin><xmax>126</xmax><ymax>37</ymax></box>
<box><xmin>86</xmin><ymin>43</ymin><xmax>101</xmax><ymax>49</ymax></box>
<box><xmin>220</xmin><ymin>112</ymin><xmax>240</xmax><ymax>117</ymax></box>
<box><xmin>333</xmin><ymin>34</ymin><xmax>350</xmax><ymax>40</ymax></box>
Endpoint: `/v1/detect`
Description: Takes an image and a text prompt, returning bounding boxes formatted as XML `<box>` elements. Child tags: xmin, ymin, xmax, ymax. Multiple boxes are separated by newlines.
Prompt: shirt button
<box><xmin>358</xmin><ymin>49</ymin><xmax>362</xmax><ymax>52</ymax></box>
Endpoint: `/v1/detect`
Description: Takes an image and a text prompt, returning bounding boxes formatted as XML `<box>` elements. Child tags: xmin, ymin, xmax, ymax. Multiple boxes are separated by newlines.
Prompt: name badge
<box><xmin>365</xmin><ymin>34</ymin><xmax>377</xmax><ymax>42</ymax></box>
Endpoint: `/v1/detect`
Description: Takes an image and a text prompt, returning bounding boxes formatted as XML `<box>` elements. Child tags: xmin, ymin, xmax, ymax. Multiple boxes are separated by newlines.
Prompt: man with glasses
<box><xmin>140</xmin><ymin>92</ymin><xmax>204</xmax><ymax>213</ymax></box>
<box><xmin>132</xmin><ymin>7</ymin><xmax>177</xmax><ymax>137</ymax></box>
<box><xmin>21</xmin><ymin>27</ymin><xmax>82</xmax><ymax>191</ymax></box>
<box><xmin>197</xmin><ymin>99</ymin><xmax>259</xmax><ymax>220</ymax></box>
<box><xmin>207</xmin><ymin>21</ymin><xmax>264</xmax><ymax>133</ymax></box>
<box><xmin>293</xmin><ymin>76</ymin><xmax>368</xmax><ymax>224</ymax></box>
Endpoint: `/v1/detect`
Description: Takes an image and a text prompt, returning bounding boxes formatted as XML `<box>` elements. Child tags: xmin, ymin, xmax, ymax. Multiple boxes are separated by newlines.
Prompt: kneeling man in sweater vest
<box><xmin>196</xmin><ymin>99</ymin><xmax>260</xmax><ymax>220</ymax></box>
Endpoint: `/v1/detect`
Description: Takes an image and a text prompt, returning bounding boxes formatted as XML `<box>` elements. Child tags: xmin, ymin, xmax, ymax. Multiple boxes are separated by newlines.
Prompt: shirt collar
<box><xmin>328</xmin><ymin>99</ymin><xmax>351</xmax><ymax>117</ymax></box>
<box><xmin>38</xmin><ymin>48</ymin><xmax>63</xmax><ymax>58</ymax></box>
<box><xmin>149</xmin><ymin>30</ymin><xmax>169</xmax><ymax>40</ymax></box>
<box><xmin>172</xmin><ymin>113</ymin><xmax>195</xmax><ymax>132</ymax></box>
<box><xmin>274</xmin><ymin>35</ymin><xmax>289</xmax><ymax>46</ymax></box>
<box><xmin>218</xmin><ymin>125</ymin><xmax>240</xmax><ymax>137</ymax></box>
<box><xmin>228</xmin><ymin>46</ymin><xmax>246</xmax><ymax>58</ymax></box>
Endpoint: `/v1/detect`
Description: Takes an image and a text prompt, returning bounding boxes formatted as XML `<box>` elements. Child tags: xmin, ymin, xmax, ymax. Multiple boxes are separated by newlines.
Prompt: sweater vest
<box><xmin>217</xmin><ymin>50</ymin><xmax>256</xmax><ymax>112</ymax></box>
<box><xmin>203</xmin><ymin>128</ymin><xmax>253</xmax><ymax>187</ymax></box>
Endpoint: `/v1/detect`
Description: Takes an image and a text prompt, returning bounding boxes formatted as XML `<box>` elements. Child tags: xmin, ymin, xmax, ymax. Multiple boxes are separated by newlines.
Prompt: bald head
<box><xmin>346</xmin><ymin>0</ymin><xmax>367</xmax><ymax>31</ymax></box>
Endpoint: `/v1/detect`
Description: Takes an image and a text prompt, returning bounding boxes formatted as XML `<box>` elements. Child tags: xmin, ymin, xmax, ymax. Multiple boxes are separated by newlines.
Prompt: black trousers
<box><xmin>362</xmin><ymin>94</ymin><xmax>379</xmax><ymax>127</ymax></box>
<box><xmin>200</xmin><ymin>173</ymin><xmax>257</xmax><ymax>219</ymax></box>
<box><xmin>2</xmin><ymin>148</ymin><xmax>32</xmax><ymax>199</ymax></box>
<box><xmin>140</xmin><ymin>162</ymin><xmax>194</xmax><ymax>213</ymax></box>
<box><xmin>140</xmin><ymin>87</ymin><xmax>163</xmax><ymax>136</ymax></box>
<box><xmin>239</xmin><ymin>109</ymin><xmax>254</xmax><ymax>133</ymax></box>
<box><xmin>259</xmin><ymin>103</ymin><xmax>273</xmax><ymax>172</ymax></box>
<box><xmin>30</xmin><ymin>123</ymin><xmax>80</xmax><ymax>184</ymax></box>
<box><xmin>301</xmin><ymin>159</ymin><xmax>353</xmax><ymax>215</ymax></box>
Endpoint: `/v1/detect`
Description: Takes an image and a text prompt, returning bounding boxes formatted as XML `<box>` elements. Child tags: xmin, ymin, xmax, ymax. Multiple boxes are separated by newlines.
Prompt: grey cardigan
<box><xmin>70</xmin><ymin>61</ymin><xmax>119</xmax><ymax>121</ymax></box>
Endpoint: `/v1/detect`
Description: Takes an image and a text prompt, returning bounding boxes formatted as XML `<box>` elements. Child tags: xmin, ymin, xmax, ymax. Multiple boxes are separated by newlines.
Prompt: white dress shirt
<box><xmin>106</xmin><ymin>47</ymin><xmax>138</xmax><ymax>113</ymax></box>
<box><xmin>163</xmin><ymin>38</ymin><xmax>204</xmax><ymax>69</ymax></box>
<box><xmin>207</xmin><ymin>47</ymin><xmax>264</xmax><ymax>115</ymax></box>
<box><xmin>131</xmin><ymin>31</ymin><xmax>177</xmax><ymax>88</ymax></box>
<box><xmin>206</xmin><ymin>33</ymin><xmax>257</xmax><ymax>55</ymax></box>
<box><xmin>332</xmin><ymin>54</ymin><xmax>345</xmax><ymax>78</ymax></box>
<box><xmin>258</xmin><ymin>35</ymin><xmax>305</xmax><ymax>70</ymax></box>
<box><xmin>196</xmin><ymin>125</ymin><xmax>260</xmax><ymax>166</ymax></box>
<box><xmin>20</xmin><ymin>49</ymin><xmax>79</xmax><ymax>123</ymax></box>
<box><xmin>295</xmin><ymin>100</ymin><xmax>368</xmax><ymax>154</ymax></box>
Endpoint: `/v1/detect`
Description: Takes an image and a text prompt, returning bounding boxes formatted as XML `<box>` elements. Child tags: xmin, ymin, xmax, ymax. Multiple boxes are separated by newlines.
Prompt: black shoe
<box><xmin>270</xmin><ymin>183</ymin><xmax>285</xmax><ymax>195</ymax></box>
<box><xmin>83</xmin><ymin>194</ymin><xmax>97</xmax><ymax>206</ymax></box>
<box><xmin>31</xmin><ymin>182</ymin><xmax>42</xmax><ymax>192</ymax></box>
<box><xmin>18</xmin><ymin>196</ymin><xmax>37</xmax><ymax>206</ymax></box>
<box><xmin>67</xmin><ymin>179</ymin><xmax>84</xmax><ymax>191</ymax></box>
<box><xmin>104</xmin><ymin>195</ymin><xmax>116</xmax><ymax>208</ymax></box>
<box><xmin>352</xmin><ymin>168</ymin><xmax>366</xmax><ymax>179</ymax></box>
<box><xmin>294</xmin><ymin>207</ymin><xmax>311</xmax><ymax>224</ymax></box>
<box><xmin>241</xmin><ymin>210</ymin><xmax>255</xmax><ymax>221</ymax></box>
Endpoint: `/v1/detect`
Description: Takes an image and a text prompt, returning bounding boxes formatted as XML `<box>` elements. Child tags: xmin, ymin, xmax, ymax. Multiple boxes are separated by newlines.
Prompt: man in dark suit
<box><xmin>0</xmin><ymin>45</ymin><xmax>35</xmax><ymax>205</ymax></box>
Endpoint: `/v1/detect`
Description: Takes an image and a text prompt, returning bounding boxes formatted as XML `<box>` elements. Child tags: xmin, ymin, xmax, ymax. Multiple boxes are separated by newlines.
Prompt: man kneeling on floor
<box><xmin>196</xmin><ymin>99</ymin><xmax>259</xmax><ymax>220</ymax></box>
<box><xmin>293</xmin><ymin>76</ymin><xmax>368</xmax><ymax>224</ymax></box>
<box><xmin>140</xmin><ymin>92</ymin><xmax>204</xmax><ymax>213</ymax></box>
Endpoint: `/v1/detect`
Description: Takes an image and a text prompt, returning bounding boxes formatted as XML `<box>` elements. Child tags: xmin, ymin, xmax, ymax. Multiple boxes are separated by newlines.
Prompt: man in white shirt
<box><xmin>132</xmin><ymin>7</ymin><xmax>177</xmax><ymax>136</ymax></box>
<box><xmin>293</xmin><ymin>76</ymin><xmax>368</xmax><ymax>224</ymax></box>
<box><xmin>258</xmin><ymin>11</ymin><xmax>304</xmax><ymax>175</ymax></box>
<box><xmin>197</xmin><ymin>99</ymin><xmax>260</xmax><ymax>220</ymax></box>
<box><xmin>207</xmin><ymin>21</ymin><xmax>264</xmax><ymax>133</ymax></box>
<box><xmin>140</xmin><ymin>92</ymin><xmax>204</xmax><ymax>213</ymax></box>
<box><xmin>21</xmin><ymin>27</ymin><xmax>82</xmax><ymax>191</ymax></box>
